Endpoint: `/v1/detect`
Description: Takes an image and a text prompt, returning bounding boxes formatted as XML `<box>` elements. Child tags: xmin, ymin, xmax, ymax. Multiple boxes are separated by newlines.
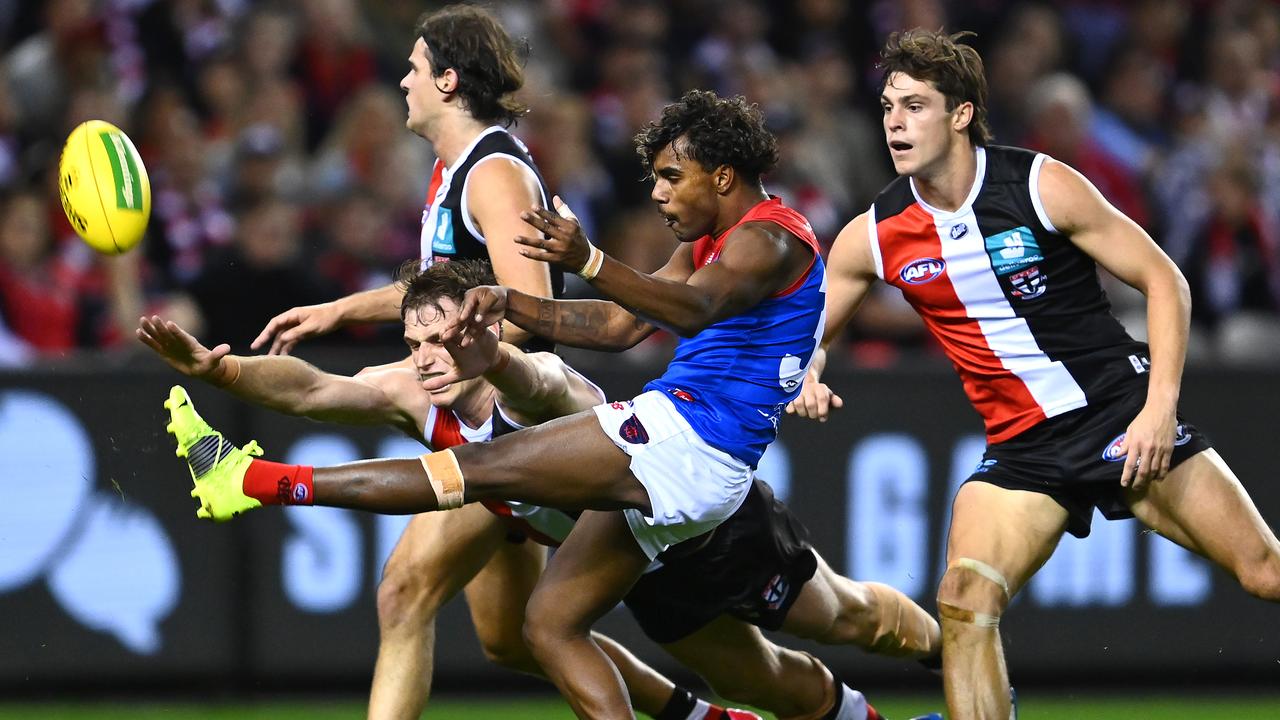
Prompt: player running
<box><xmin>141</xmin><ymin>259</ymin><xmax>941</xmax><ymax>720</ymax></box>
<box><xmin>788</xmin><ymin>29</ymin><xmax>1280</xmax><ymax>719</ymax></box>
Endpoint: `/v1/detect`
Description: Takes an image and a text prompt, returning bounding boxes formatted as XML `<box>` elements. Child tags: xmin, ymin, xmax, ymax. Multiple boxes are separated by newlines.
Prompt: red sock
<box><xmin>242</xmin><ymin>459</ymin><xmax>314</xmax><ymax>506</ymax></box>
<box><xmin>865</xmin><ymin>704</ymin><xmax>882</xmax><ymax>720</ymax></box>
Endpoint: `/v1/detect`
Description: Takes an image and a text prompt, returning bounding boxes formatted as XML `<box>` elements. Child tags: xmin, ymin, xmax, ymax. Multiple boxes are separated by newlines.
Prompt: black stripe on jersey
<box><xmin>872</xmin><ymin>174</ymin><xmax>915</xmax><ymax>222</ymax></box>
<box><xmin>970</xmin><ymin>145</ymin><xmax>1147</xmax><ymax>402</ymax></box>
<box><xmin>431</xmin><ymin>129</ymin><xmax>563</xmax><ymax>353</ymax></box>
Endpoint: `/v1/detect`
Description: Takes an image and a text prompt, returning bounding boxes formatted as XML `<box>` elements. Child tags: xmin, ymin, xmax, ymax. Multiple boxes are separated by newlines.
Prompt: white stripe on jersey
<box><xmin>460</xmin><ymin>151</ymin><xmax>549</xmax><ymax>244</ymax></box>
<box><xmin>419</xmin><ymin>126</ymin><xmax>506</xmax><ymax>260</ymax></box>
<box><xmin>1029</xmin><ymin>153</ymin><xmax>1058</xmax><ymax>233</ymax></box>
<box><xmin>915</xmin><ymin>149</ymin><xmax>1089</xmax><ymax>420</ymax></box>
<box><xmin>867</xmin><ymin>202</ymin><xmax>885</xmax><ymax>280</ymax></box>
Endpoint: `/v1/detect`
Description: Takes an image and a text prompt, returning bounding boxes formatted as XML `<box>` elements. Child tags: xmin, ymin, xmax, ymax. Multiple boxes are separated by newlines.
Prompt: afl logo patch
<box><xmin>668</xmin><ymin>388</ymin><xmax>695</xmax><ymax>403</ymax></box>
<box><xmin>900</xmin><ymin>258</ymin><xmax>946</xmax><ymax>285</ymax></box>
<box><xmin>1101</xmin><ymin>433</ymin><xmax>1127</xmax><ymax>462</ymax></box>
<box><xmin>619</xmin><ymin>414</ymin><xmax>649</xmax><ymax>444</ymax></box>
<box><xmin>950</xmin><ymin>223</ymin><xmax>968</xmax><ymax>239</ymax></box>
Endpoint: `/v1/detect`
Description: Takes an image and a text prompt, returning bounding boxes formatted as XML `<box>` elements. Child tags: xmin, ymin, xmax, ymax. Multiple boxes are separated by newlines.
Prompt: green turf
<box><xmin>3</xmin><ymin>694</ymin><xmax>1280</xmax><ymax>719</ymax></box>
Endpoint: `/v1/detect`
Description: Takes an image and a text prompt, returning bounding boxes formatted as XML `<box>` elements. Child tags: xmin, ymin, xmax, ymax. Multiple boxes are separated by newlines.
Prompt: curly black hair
<box><xmin>415</xmin><ymin>5</ymin><xmax>529</xmax><ymax>127</ymax></box>
<box><xmin>397</xmin><ymin>258</ymin><xmax>496</xmax><ymax>321</ymax></box>
<box><xmin>634</xmin><ymin>90</ymin><xmax>779</xmax><ymax>184</ymax></box>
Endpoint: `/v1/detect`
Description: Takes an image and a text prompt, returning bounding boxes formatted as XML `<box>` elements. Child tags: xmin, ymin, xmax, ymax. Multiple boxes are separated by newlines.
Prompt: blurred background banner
<box><xmin>3</xmin><ymin>363</ymin><xmax>1277</xmax><ymax>690</ymax></box>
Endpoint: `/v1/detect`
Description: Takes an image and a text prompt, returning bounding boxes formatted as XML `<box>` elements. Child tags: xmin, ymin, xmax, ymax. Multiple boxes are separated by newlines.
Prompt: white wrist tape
<box><xmin>577</xmin><ymin>243</ymin><xmax>604</xmax><ymax>281</ymax></box>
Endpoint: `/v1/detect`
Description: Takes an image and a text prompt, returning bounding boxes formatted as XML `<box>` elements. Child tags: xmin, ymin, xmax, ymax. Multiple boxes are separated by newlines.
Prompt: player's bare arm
<box><xmin>447</xmin><ymin>241</ymin><xmax>696</xmax><ymax>351</ymax></box>
<box><xmin>466</xmin><ymin>158</ymin><xmax>556</xmax><ymax>349</ymax></box>
<box><xmin>1038</xmin><ymin>158</ymin><xmax>1191</xmax><ymax>490</ymax></box>
<box><xmin>786</xmin><ymin>212</ymin><xmax>880</xmax><ymax>421</ymax></box>
<box><xmin>512</xmin><ymin>202</ymin><xmax>809</xmax><ymax>334</ymax></box>
<box><xmin>140</xmin><ymin>315</ymin><xmax>426</xmax><ymax>438</ymax></box>
<box><xmin>252</xmin><ymin>283</ymin><xmax>404</xmax><ymax>356</ymax></box>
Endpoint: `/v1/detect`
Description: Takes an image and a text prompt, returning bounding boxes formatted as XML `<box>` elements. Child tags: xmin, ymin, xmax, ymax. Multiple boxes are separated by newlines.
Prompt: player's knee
<box><xmin>936</xmin><ymin>560</ymin><xmax>1009</xmax><ymax>622</ymax></box>
<box><xmin>1237</xmin><ymin>552</ymin><xmax>1280</xmax><ymax>602</ymax></box>
<box><xmin>375</xmin><ymin>556</ymin><xmax>443</xmax><ymax>630</ymax></box>
<box><xmin>521</xmin><ymin>592</ymin><xmax>575</xmax><ymax>663</ymax></box>
<box><xmin>477</xmin><ymin>631</ymin><xmax>539</xmax><ymax>674</ymax></box>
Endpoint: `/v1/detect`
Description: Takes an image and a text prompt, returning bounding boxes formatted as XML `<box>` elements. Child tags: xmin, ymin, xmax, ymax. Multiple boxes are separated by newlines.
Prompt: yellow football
<box><xmin>57</xmin><ymin>120</ymin><xmax>151</xmax><ymax>254</ymax></box>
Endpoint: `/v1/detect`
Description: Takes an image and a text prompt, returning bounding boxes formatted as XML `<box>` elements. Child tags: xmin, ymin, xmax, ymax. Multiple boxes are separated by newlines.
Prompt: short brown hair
<box><xmin>879</xmin><ymin>29</ymin><xmax>993</xmax><ymax>146</ymax></box>
<box><xmin>397</xmin><ymin>259</ymin><xmax>496</xmax><ymax>321</ymax></box>
<box><xmin>415</xmin><ymin>5</ymin><xmax>528</xmax><ymax>127</ymax></box>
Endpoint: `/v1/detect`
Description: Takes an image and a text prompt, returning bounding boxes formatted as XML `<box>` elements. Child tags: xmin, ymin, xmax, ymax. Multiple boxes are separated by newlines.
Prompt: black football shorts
<box><xmin>964</xmin><ymin>380</ymin><xmax>1212</xmax><ymax>538</ymax></box>
<box><xmin>623</xmin><ymin>478</ymin><xmax>818</xmax><ymax>644</ymax></box>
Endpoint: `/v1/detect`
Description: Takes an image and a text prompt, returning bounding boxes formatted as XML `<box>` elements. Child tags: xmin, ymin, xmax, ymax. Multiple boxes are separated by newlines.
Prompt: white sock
<box><xmin>831</xmin><ymin>683</ymin><xmax>868</xmax><ymax>720</ymax></box>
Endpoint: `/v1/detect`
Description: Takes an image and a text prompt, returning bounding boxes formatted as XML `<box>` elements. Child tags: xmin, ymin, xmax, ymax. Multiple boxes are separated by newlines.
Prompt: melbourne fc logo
<box><xmin>900</xmin><ymin>257</ymin><xmax>946</xmax><ymax>285</ymax></box>
<box><xmin>1101</xmin><ymin>433</ymin><xmax>1127</xmax><ymax>462</ymax></box>
<box><xmin>619</xmin><ymin>414</ymin><xmax>650</xmax><ymax>444</ymax></box>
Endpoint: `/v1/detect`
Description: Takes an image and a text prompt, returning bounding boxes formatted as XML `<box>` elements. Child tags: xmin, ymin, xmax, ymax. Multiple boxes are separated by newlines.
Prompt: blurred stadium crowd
<box><xmin>2</xmin><ymin>0</ymin><xmax>1280</xmax><ymax>367</ymax></box>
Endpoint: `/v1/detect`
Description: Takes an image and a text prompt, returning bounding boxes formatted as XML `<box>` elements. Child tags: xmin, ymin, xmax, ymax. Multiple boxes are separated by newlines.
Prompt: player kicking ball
<box><xmin>144</xmin><ymin>259</ymin><xmax>942</xmax><ymax>720</ymax></box>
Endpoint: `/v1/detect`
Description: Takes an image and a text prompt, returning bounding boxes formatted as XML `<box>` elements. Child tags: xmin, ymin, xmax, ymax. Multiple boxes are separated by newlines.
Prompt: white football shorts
<box><xmin>592</xmin><ymin>390</ymin><xmax>753</xmax><ymax>560</ymax></box>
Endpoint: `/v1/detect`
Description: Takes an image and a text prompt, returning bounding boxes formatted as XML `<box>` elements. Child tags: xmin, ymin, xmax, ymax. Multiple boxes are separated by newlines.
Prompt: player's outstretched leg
<box><xmin>164</xmin><ymin>385</ymin><xmax>267</xmax><ymax>521</ymax></box>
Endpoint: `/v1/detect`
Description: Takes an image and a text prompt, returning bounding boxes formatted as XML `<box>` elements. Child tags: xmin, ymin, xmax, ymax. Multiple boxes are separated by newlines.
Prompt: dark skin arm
<box><xmin>446</xmin><ymin>198</ymin><xmax>813</xmax><ymax>348</ymax></box>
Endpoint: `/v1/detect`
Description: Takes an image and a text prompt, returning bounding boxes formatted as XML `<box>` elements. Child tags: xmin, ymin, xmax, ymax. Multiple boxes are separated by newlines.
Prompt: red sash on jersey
<box><xmin>427</xmin><ymin>408</ymin><xmax>562</xmax><ymax>547</ymax></box>
<box><xmin>691</xmin><ymin>196</ymin><xmax>820</xmax><ymax>297</ymax></box>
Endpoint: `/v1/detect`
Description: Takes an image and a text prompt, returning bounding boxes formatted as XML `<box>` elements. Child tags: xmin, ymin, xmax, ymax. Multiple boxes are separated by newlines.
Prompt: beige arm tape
<box><xmin>865</xmin><ymin>582</ymin><xmax>941</xmax><ymax>658</ymax></box>
<box><xmin>938</xmin><ymin>557</ymin><xmax>1011</xmax><ymax>628</ymax></box>
<box><xmin>419</xmin><ymin>449</ymin><xmax>465</xmax><ymax>510</ymax></box>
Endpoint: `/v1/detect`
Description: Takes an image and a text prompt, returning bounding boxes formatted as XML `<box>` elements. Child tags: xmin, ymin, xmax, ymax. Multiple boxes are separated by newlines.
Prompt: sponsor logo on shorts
<box><xmin>292</xmin><ymin>483</ymin><xmax>309</xmax><ymax>503</ymax></box>
<box><xmin>1174</xmin><ymin>424</ymin><xmax>1192</xmax><ymax>446</ymax></box>
<box><xmin>1009</xmin><ymin>265</ymin><xmax>1047</xmax><ymax>299</ymax></box>
<box><xmin>1128</xmin><ymin>354</ymin><xmax>1151</xmax><ymax>374</ymax></box>
<box><xmin>1102</xmin><ymin>433</ymin><xmax>1127</xmax><ymax>462</ymax></box>
<box><xmin>900</xmin><ymin>258</ymin><xmax>946</xmax><ymax>285</ymax></box>
<box><xmin>619</xmin><ymin>414</ymin><xmax>649</xmax><ymax>444</ymax></box>
<box><xmin>985</xmin><ymin>226</ymin><xmax>1044</xmax><ymax>275</ymax></box>
<box><xmin>950</xmin><ymin>223</ymin><xmax>968</xmax><ymax>239</ymax></box>
<box><xmin>762</xmin><ymin>574</ymin><xmax>790</xmax><ymax>611</ymax></box>
<box><xmin>974</xmin><ymin>458</ymin><xmax>998</xmax><ymax>473</ymax></box>
<box><xmin>668</xmin><ymin>388</ymin><xmax>695</xmax><ymax>403</ymax></box>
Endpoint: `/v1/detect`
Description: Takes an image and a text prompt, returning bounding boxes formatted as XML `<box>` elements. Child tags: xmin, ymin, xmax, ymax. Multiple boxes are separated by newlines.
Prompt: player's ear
<box><xmin>714</xmin><ymin>164</ymin><xmax>735</xmax><ymax>195</ymax></box>
<box><xmin>434</xmin><ymin>67</ymin><xmax>459</xmax><ymax>95</ymax></box>
<box><xmin>952</xmin><ymin>101</ymin><xmax>974</xmax><ymax>134</ymax></box>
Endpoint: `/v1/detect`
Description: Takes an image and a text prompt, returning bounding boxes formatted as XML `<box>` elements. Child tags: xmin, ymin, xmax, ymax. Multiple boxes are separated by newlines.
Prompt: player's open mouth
<box><xmin>890</xmin><ymin>141</ymin><xmax>913</xmax><ymax>152</ymax></box>
<box><xmin>659</xmin><ymin>211</ymin><xmax>677</xmax><ymax>228</ymax></box>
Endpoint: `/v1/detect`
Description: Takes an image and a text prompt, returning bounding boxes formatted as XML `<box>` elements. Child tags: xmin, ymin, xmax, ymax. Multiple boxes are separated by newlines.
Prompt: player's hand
<box><xmin>785</xmin><ymin>372</ymin><xmax>844</xmax><ymax>422</ymax></box>
<box><xmin>420</xmin><ymin>330</ymin><xmax>502</xmax><ymax>391</ymax></box>
<box><xmin>446</xmin><ymin>285</ymin><xmax>510</xmax><ymax>347</ymax></box>
<box><xmin>136</xmin><ymin>315</ymin><xmax>231</xmax><ymax>379</ymax></box>
<box><xmin>1118</xmin><ymin>402</ymin><xmax>1178</xmax><ymax>491</ymax></box>
<box><xmin>251</xmin><ymin>302</ymin><xmax>343</xmax><ymax>355</ymax></box>
<box><xmin>514</xmin><ymin>196</ymin><xmax>592</xmax><ymax>272</ymax></box>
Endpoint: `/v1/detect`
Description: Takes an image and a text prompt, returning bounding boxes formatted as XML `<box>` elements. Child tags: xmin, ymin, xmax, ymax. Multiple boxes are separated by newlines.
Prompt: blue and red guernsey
<box><xmin>870</xmin><ymin>145</ymin><xmax>1147</xmax><ymax>443</ymax></box>
<box><xmin>647</xmin><ymin>197</ymin><xmax>826</xmax><ymax>467</ymax></box>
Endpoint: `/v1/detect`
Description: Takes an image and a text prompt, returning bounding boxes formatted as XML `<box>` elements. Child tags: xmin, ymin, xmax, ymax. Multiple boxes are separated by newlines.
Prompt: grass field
<box><xmin>4</xmin><ymin>693</ymin><xmax>1280</xmax><ymax>719</ymax></box>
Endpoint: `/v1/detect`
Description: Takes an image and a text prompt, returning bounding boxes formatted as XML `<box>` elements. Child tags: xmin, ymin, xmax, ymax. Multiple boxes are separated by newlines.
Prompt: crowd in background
<box><xmin>2</xmin><ymin>0</ymin><xmax>1280</xmax><ymax>368</ymax></box>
